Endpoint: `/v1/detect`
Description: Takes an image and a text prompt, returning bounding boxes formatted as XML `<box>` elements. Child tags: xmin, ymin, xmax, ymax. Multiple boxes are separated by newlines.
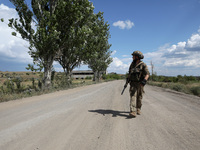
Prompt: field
<box><xmin>0</xmin><ymin>71</ymin><xmax>95</xmax><ymax>102</ymax></box>
<box><xmin>148</xmin><ymin>81</ymin><xmax>200</xmax><ymax>97</ymax></box>
<box><xmin>1</xmin><ymin>71</ymin><xmax>199</xmax><ymax>102</ymax></box>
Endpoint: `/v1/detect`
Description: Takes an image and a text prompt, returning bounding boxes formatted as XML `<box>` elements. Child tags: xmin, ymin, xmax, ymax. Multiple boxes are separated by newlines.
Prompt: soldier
<box><xmin>128</xmin><ymin>51</ymin><xmax>150</xmax><ymax>117</ymax></box>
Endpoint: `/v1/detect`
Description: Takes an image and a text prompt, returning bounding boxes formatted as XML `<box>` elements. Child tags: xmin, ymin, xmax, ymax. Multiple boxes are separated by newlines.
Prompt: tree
<box><xmin>55</xmin><ymin>0</ymin><xmax>95</xmax><ymax>82</ymax></box>
<box><xmin>88</xmin><ymin>51</ymin><xmax>112</xmax><ymax>81</ymax></box>
<box><xmin>86</xmin><ymin>12</ymin><xmax>112</xmax><ymax>81</ymax></box>
<box><xmin>7</xmin><ymin>0</ymin><xmax>60</xmax><ymax>89</ymax></box>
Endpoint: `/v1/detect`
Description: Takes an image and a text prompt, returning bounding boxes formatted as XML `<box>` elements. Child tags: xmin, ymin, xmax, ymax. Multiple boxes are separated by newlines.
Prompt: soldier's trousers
<box><xmin>129</xmin><ymin>82</ymin><xmax>144</xmax><ymax>112</ymax></box>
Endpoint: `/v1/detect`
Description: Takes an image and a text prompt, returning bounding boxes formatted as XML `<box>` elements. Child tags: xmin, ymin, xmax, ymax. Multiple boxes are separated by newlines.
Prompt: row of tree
<box><xmin>3</xmin><ymin>0</ymin><xmax>112</xmax><ymax>89</ymax></box>
<box><xmin>150</xmin><ymin>74</ymin><xmax>199</xmax><ymax>83</ymax></box>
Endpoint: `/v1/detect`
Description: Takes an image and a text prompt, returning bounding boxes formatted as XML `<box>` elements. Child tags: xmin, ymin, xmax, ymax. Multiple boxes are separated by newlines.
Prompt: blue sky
<box><xmin>0</xmin><ymin>0</ymin><xmax>200</xmax><ymax>76</ymax></box>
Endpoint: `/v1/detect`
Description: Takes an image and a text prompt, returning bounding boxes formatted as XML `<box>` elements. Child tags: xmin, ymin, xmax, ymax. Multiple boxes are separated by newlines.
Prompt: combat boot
<box><xmin>129</xmin><ymin>111</ymin><xmax>136</xmax><ymax>118</ymax></box>
<box><xmin>137</xmin><ymin>109</ymin><xmax>141</xmax><ymax>115</ymax></box>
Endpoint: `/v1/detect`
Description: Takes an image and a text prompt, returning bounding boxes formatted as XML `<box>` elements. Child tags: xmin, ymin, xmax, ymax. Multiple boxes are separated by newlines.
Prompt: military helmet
<box><xmin>131</xmin><ymin>50</ymin><xmax>144</xmax><ymax>59</ymax></box>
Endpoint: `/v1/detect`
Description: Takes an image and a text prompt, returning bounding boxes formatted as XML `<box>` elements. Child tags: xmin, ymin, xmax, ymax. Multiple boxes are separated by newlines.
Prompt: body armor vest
<box><xmin>130</xmin><ymin>62</ymin><xmax>143</xmax><ymax>82</ymax></box>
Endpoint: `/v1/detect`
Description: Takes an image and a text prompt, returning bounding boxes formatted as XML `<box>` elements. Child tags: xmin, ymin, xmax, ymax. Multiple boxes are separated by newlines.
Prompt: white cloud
<box><xmin>112</xmin><ymin>57</ymin><xmax>124</xmax><ymax>67</ymax></box>
<box><xmin>121</xmin><ymin>57</ymin><xmax>132</xmax><ymax>63</ymax></box>
<box><xmin>110</xmin><ymin>28</ymin><xmax>200</xmax><ymax>76</ymax></box>
<box><xmin>108</xmin><ymin>57</ymin><xmax>130</xmax><ymax>73</ymax></box>
<box><xmin>113</xmin><ymin>21</ymin><xmax>126</xmax><ymax>29</ymax></box>
<box><xmin>186</xmin><ymin>33</ymin><xmax>200</xmax><ymax>50</ymax></box>
<box><xmin>53</xmin><ymin>63</ymin><xmax>64</xmax><ymax>72</ymax></box>
<box><xmin>0</xmin><ymin>4</ymin><xmax>32</xmax><ymax>64</ymax></box>
<box><xmin>0</xmin><ymin>4</ymin><xmax>17</xmax><ymax>18</ymax></box>
<box><xmin>113</xmin><ymin>20</ymin><xmax>134</xmax><ymax>30</ymax></box>
<box><xmin>122</xmin><ymin>55</ymin><xmax>129</xmax><ymax>57</ymax></box>
<box><xmin>111</xmin><ymin>50</ymin><xmax>117</xmax><ymax>55</ymax></box>
<box><xmin>144</xmin><ymin>27</ymin><xmax>200</xmax><ymax>76</ymax></box>
<box><xmin>125</xmin><ymin>20</ymin><xmax>134</xmax><ymax>29</ymax></box>
<box><xmin>0</xmin><ymin>4</ymin><xmax>9</xmax><ymax>10</ymax></box>
<box><xmin>107</xmin><ymin>51</ymin><xmax>132</xmax><ymax>74</ymax></box>
<box><xmin>106</xmin><ymin>28</ymin><xmax>200</xmax><ymax>76</ymax></box>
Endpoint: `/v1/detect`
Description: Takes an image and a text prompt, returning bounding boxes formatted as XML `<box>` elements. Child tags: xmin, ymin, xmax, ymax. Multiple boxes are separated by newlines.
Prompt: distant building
<box><xmin>72</xmin><ymin>70</ymin><xmax>94</xmax><ymax>79</ymax></box>
<box><xmin>71</xmin><ymin>70</ymin><xmax>107</xmax><ymax>79</ymax></box>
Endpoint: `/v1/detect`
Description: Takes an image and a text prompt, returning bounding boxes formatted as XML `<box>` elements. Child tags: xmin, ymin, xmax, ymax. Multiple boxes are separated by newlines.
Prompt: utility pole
<box><xmin>150</xmin><ymin>60</ymin><xmax>154</xmax><ymax>81</ymax></box>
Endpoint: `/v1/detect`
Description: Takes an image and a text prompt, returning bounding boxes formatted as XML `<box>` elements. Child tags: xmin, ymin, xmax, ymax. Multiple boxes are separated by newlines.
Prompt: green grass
<box><xmin>0</xmin><ymin>79</ymin><xmax>100</xmax><ymax>102</ymax></box>
<box><xmin>0</xmin><ymin>71</ymin><xmax>104</xmax><ymax>102</ymax></box>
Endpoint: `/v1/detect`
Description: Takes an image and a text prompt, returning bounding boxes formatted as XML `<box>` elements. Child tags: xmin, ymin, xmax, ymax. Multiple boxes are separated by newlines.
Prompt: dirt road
<box><xmin>0</xmin><ymin>80</ymin><xmax>200</xmax><ymax>150</ymax></box>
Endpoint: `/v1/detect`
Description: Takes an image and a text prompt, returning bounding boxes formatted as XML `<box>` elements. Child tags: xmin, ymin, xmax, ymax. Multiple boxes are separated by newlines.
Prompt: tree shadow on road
<box><xmin>88</xmin><ymin>109</ymin><xmax>133</xmax><ymax>119</ymax></box>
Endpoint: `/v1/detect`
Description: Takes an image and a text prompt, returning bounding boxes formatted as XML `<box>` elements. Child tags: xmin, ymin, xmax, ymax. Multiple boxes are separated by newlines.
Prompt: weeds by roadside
<box><xmin>0</xmin><ymin>71</ymin><xmax>125</xmax><ymax>102</ymax></box>
<box><xmin>0</xmin><ymin>79</ymin><xmax>99</xmax><ymax>102</ymax></box>
<box><xmin>148</xmin><ymin>81</ymin><xmax>200</xmax><ymax>97</ymax></box>
<box><xmin>0</xmin><ymin>71</ymin><xmax>100</xmax><ymax>102</ymax></box>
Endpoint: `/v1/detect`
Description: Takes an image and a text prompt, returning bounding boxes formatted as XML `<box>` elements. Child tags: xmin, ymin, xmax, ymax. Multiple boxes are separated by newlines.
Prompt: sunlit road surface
<box><xmin>0</xmin><ymin>80</ymin><xmax>200</xmax><ymax>150</ymax></box>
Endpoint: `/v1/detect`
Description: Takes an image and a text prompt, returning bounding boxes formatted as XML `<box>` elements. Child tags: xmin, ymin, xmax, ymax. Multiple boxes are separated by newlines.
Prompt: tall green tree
<box><xmin>86</xmin><ymin>12</ymin><xmax>112</xmax><ymax>81</ymax></box>
<box><xmin>88</xmin><ymin>51</ymin><xmax>112</xmax><ymax>81</ymax></box>
<box><xmin>54</xmin><ymin>0</ymin><xmax>96</xmax><ymax>82</ymax></box>
<box><xmin>7</xmin><ymin>0</ymin><xmax>60</xmax><ymax>88</ymax></box>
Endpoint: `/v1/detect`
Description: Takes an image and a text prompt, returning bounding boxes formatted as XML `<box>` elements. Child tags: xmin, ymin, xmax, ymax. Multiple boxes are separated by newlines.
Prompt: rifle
<box><xmin>121</xmin><ymin>78</ymin><xmax>130</xmax><ymax>95</ymax></box>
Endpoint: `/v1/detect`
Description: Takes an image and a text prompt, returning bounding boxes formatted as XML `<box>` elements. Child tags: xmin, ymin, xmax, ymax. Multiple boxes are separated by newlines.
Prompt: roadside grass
<box><xmin>148</xmin><ymin>81</ymin><xmax>200</xmax><ymax>97</ymax></box>
<box><xmin>0</xmin><ymin>79</ymin><xmax>100</xmax><ymax>102</ymax></box>
<box><xmin>0</xmin><ymin>71</ymin><xmax>104</xmax><ymax>102</ymax></box>
<box><xmin>0</xmin><ymin>71</ymin><xmax>124</xmax><ymax>102</ymax></box>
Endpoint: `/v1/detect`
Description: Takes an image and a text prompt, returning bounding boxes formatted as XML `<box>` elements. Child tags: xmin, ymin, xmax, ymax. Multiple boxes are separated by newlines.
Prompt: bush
<box><xmin>170</xmin><ymin>84</ymin><xmax>184</xmax><ymax>92</ymax></box>
<box><xmin>0</xmin><ymin>86</ymin><xmax>4</xmax><ymax>94</ymax></box>
<box><xmin>102</xmin><ymin>73</ymin><xmax>121</xmax><ymax>80</ymax></box>
<box><xmin>13</xmin><ymin>77</ymin><xmax>23</xmax><ymax>92</ymax></box>
<box><xmin>85</xmin><ymin>76</ymin><xmax>92</xmax><ymax>80</ymax></box>
<box><xmin>148</xmin><ymin>81</ymin><xmax>163</xmax><ymax>87</ymax></box>
<box><xmin>4</xmin><ymin>79</ymin><xmax>14</xmax><ymax>93</ymax></box>
<box><xmin>38</xmin><ymin>80</ymin><xmax>42</xmax><ymax>90</ymax></box>
<box><xmin>190</xmin><ymin>86</ymin><xmax>200</xmax><ymax>96</ymax></box>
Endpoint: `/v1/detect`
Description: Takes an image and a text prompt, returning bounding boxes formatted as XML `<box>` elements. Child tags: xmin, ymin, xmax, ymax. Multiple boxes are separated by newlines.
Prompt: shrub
<box><xmin>102</xmin><ymin>73</ymin><xmax>121</xmax><ymax>80</ymax></box>
<box><xmin>161</xmin><ymin>83</ymin><xmax>168</xmax><ymax>88</ymax></box>
<box><xmin>38</xmin><ymin>80</ymin><xmax>42</xmax><ymax>90</ymax></box>
<box><xmin>190</xmin><ymin>86</ymin><xmax>200</xmax><ymax>96</ymax></box>
<box><xmin>31</xmin><ymin>78</ymin><xmax>35</xmax><ymax>88</ymax></box>
<box><xmin>13</xmin><ymin>77</ymin><xmax>23</xmax><ymax>92</ymax></box>
<box><xmin>85</xmin><ymin>76</ymin><xmax>92</xmax><ymax>80</ymax></box>
<box><xmin>0</xmin><ymin>86</ymin><xmax>4</xmax><ymax>94</ymax></box>
<box><xmin>170</xmin><ymin>84</ymin><xmax>185</xmax><ymax>92</ymax></box>
<box><xmin>5</xmin><ymin>73</ymin><xmax>10</xmax><ymax>78</ymax></box>
<box><xmin>4</xmin><ymin>79</ymin><xmax>14</xmax><ymax>93</ymax></box>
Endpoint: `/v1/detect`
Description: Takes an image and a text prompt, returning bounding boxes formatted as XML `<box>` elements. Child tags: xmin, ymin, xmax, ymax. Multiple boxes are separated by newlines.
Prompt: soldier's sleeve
<box><xmin>143</xmin><ymin>63</ymin><xmax>150</xmax><ymax>76</ymax></box>
<box><xmin>128</xmin><ymin>63</ymin><xmax>132</xmax><ymax>74</ymax></box>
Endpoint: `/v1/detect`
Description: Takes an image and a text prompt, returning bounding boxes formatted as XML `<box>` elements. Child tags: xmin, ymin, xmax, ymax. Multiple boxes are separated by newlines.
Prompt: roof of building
<box><xmin>72</xmin><ymin>70</ymin><xmax>93</xmax><ymax>73</ymax></box>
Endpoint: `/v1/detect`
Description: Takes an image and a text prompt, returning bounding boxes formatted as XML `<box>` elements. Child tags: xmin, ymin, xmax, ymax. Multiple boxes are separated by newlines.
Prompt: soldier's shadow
<box><xmin>88</xmin><ymin>109</ymin><xmax>132</xmax><ymax>119</ymax></box>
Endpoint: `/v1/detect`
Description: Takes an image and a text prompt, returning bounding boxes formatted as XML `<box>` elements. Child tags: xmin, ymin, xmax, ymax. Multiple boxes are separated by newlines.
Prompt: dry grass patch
<box><xmin>148</xmin><ymin>81</ymin><xmax>200</xmax><ymax>97</ymax></box>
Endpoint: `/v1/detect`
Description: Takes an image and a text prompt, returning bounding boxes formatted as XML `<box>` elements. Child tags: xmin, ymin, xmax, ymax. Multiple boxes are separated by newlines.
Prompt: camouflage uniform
<box><xmin>128</xmin><ymin>61</ymin><xmax>149</xmax><ymax>113</ymax></box>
